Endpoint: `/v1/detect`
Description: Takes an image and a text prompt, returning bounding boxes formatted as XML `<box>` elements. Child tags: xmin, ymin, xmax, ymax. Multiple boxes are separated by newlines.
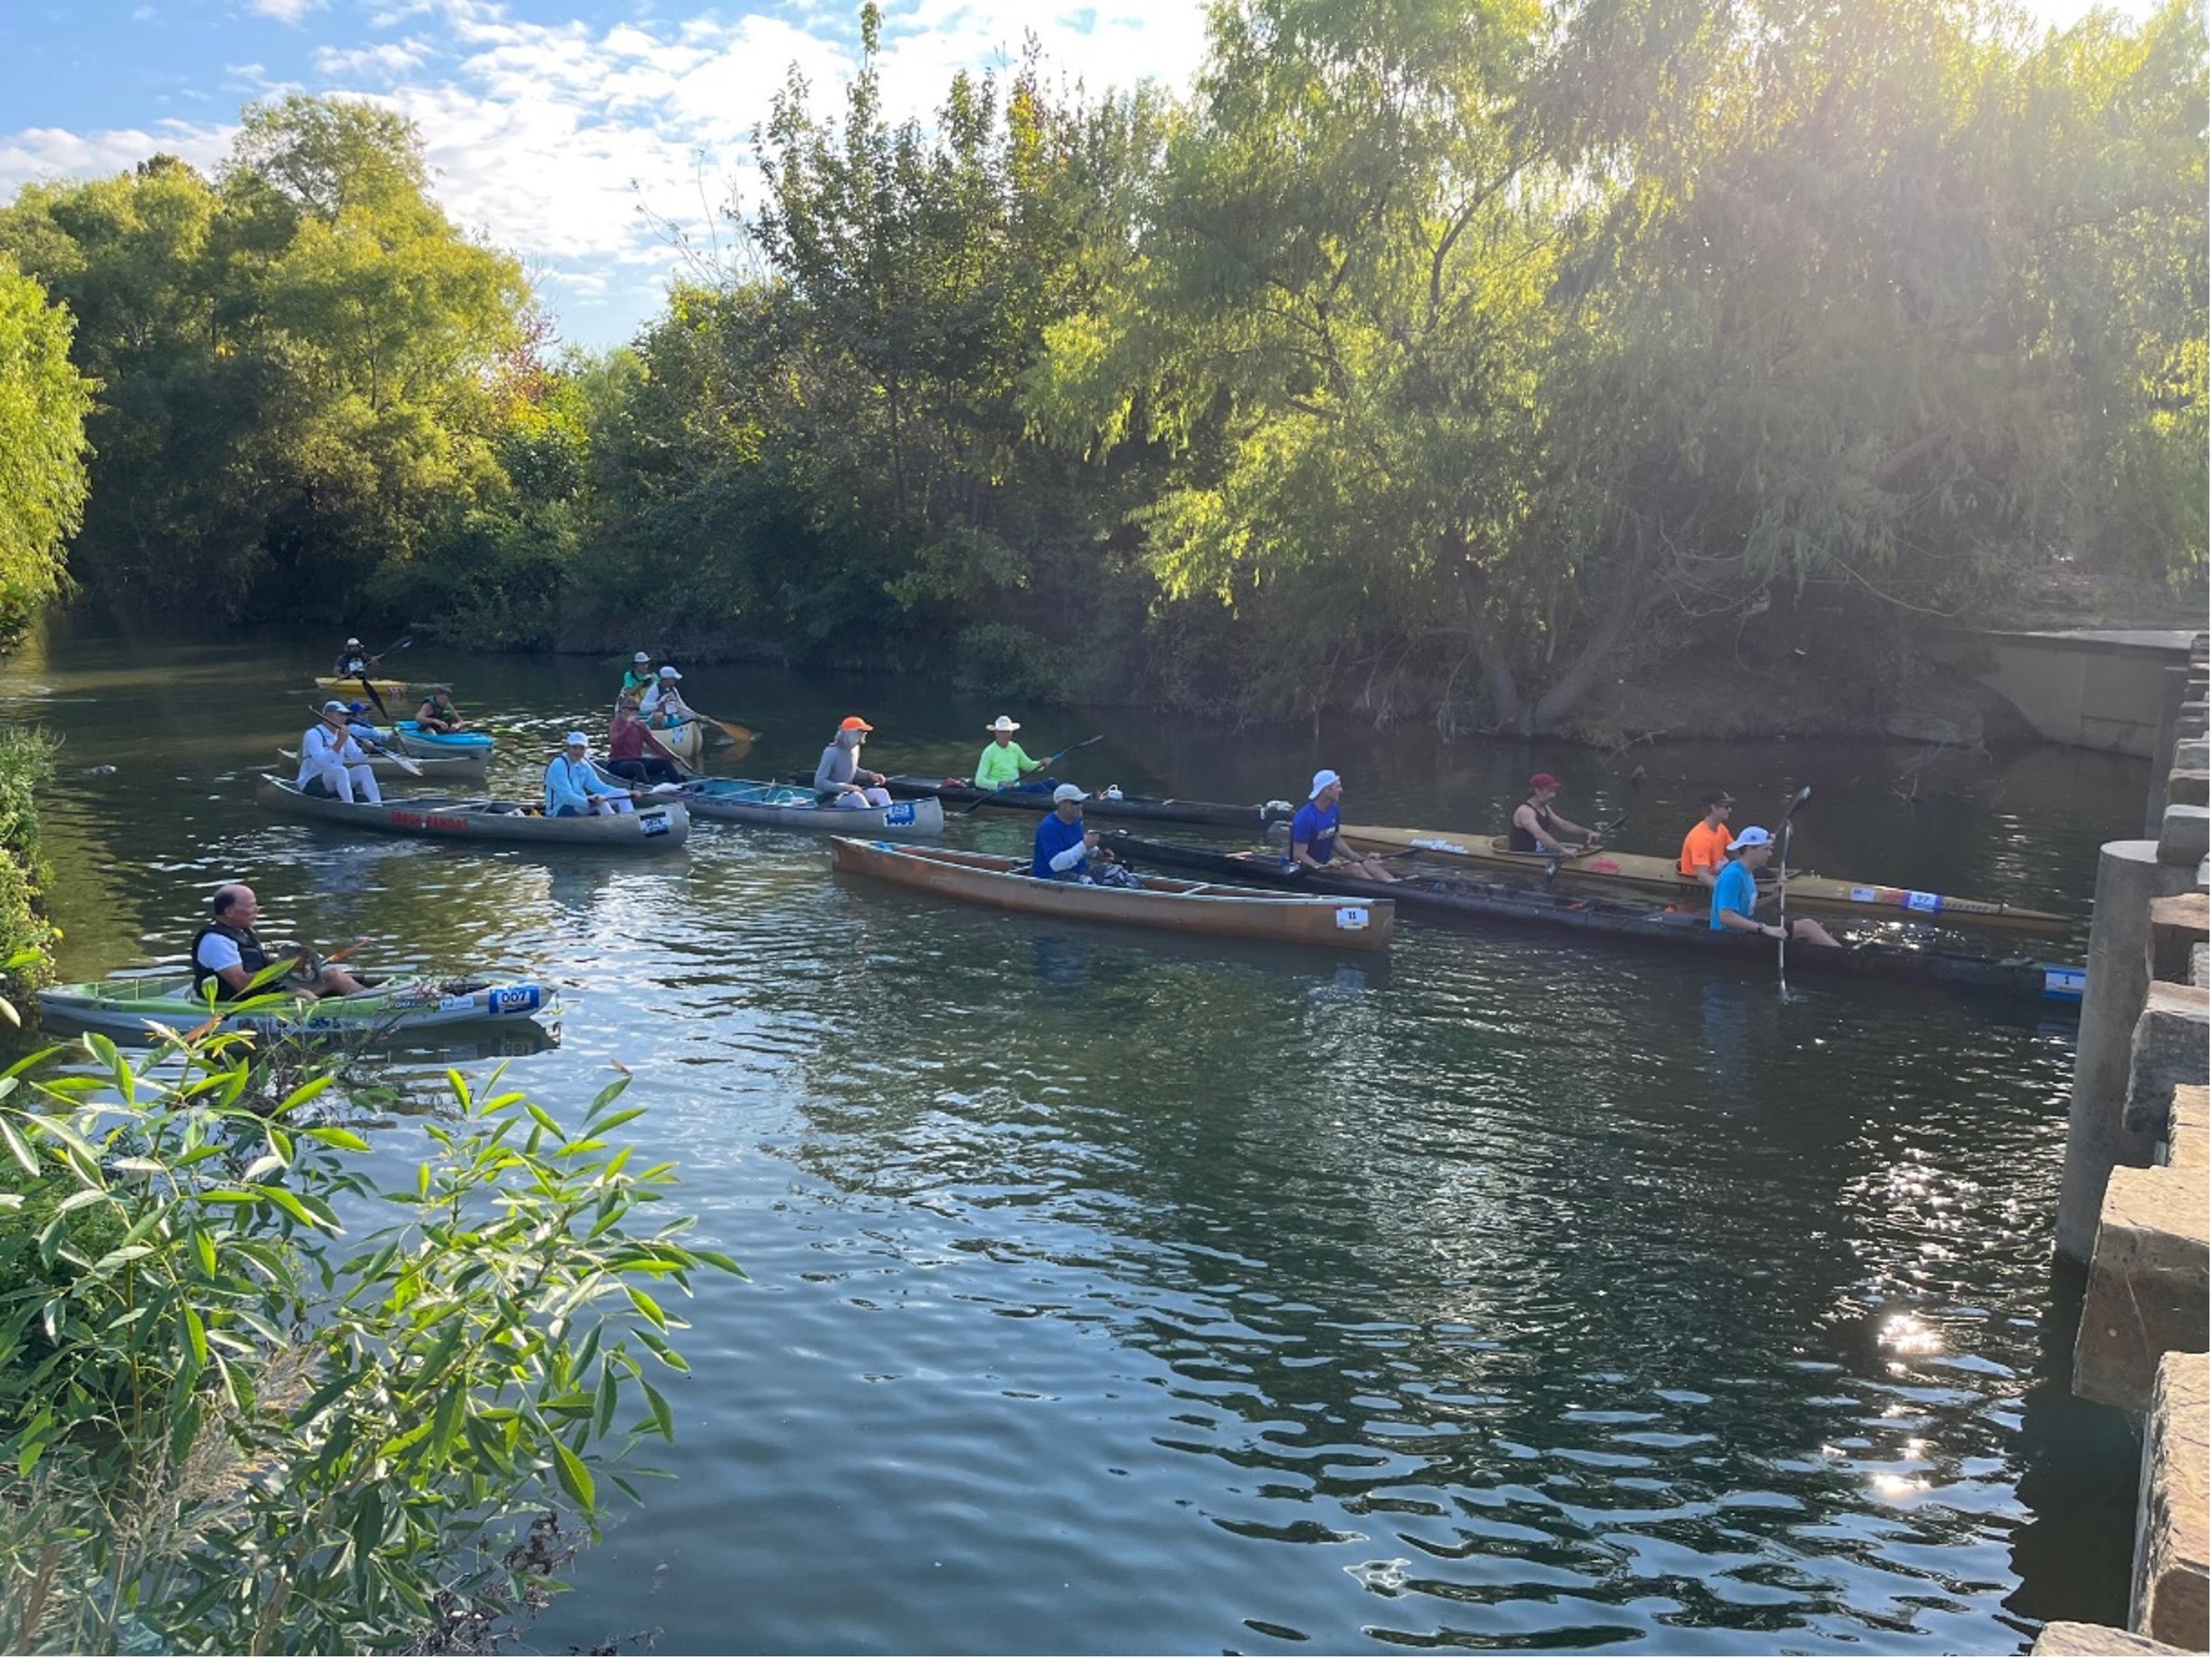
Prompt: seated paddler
<box><xmin>975</xmin><ymin>716</ymin><xmax>1047</xmax><ymax>792</ymax></box>
<box><xmin>1510</xmin><ymin>771</ymin><xmax>1599</xmax><ymax>856</ymax></box>
<box><xmin>414</xmin><ymin>684</ymin><xmax>465</xmax><ymax>734</ymax></box>
<box><xmin>1710</xmin><ymin>827</ymin><xmax>1839</xmax><ymax>947</ymax></box>
<box><xmin>193</xmin><ymin>883</ymin><xmax>367</xmax><ymax>1003</ymax></box>
<box><xmin>1033</xmin><ymin>784</ymin><xmax>1101</xmax><ymax>880</ymax></box>
<box><xmin>1288</xmin><ymin>770</ymin><xmax>1396</xmax><ymax>883</ymax></box>
<box><xmin>298</xmin><ymin>700</ymin><xmax>382</xmax><ymax>804</ymax></box>
<box><xmin>815</xmin><ymin>716</ymin><xmax>892</xmax><ymax>807</ymax></box>
<box><xmin>544</xmin><ymin>731</ymin><xmax>637</xmax><ymax>816</ymax></box>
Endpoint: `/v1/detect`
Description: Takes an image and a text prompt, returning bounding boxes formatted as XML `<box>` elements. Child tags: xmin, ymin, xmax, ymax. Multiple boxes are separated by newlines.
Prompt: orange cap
<box><xmin>838</xmin><ymin>716</ymin><xmax>874</xmax><ymax>732</ymax></box>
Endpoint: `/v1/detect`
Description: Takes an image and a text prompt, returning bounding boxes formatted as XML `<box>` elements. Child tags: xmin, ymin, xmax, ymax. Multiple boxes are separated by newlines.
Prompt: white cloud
<box><xmin>0</xmin><ymin>0</ymin><xmax>1214</xmax><ymax>344</ymax></box>
<box><xmin>311</xmin><ymin>36</ymin><xmax>435</xmax><ymax>79</ymax></box>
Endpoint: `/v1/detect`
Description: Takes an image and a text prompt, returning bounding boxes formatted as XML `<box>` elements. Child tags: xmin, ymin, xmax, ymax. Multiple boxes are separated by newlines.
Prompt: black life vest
<box><xmin>1508</xmin><ymin>797</ymin><xmax>1563</xmax><ymax>853</ymax></box>
<box><xmin>335</xmin><ymin>653</ymin><xmax>368</xmax><ymax>676</ymax></box>
<box><xmin>191</xmin><ymin>922</ymin><xmax>269</xmax><ymax>1002</ymax></box>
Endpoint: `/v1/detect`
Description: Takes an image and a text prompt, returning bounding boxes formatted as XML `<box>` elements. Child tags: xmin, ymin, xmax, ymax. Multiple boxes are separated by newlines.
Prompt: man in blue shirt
<box><xmin>1709</xmin><ymin>826</ymin><xmax>1839</xmax><ymax>944</ymax></box>
<box><xmin>1287</xmin><ymin>770</ymin><xmax>1397</xmax><ymax>882</ymax></box>
<box><xmin>1033</xmin><ymin>784</ymin><xmax>1099</xmax><ymax>879</ymax></box>
<box><xmin>544</xmin><ymin>732</ymin><xmax>639</xmax><ymax>816</ymax></box>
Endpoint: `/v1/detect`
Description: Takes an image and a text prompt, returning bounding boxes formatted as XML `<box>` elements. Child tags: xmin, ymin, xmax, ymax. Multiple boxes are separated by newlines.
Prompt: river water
<box><xmin>3</xmin><ymin>624</ymin><xmax>2151</xmax><ymax>1654</ymax></box>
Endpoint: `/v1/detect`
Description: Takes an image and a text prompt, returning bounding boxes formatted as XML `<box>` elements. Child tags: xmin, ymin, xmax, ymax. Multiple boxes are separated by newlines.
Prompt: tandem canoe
<box><xmin>38</xmin><ymin>974</ymin><xmax>561</xmax><ymax>1044</ymax></box>
<box><xmin>828</xmin><ymin>838</ymin><xmax>1392</xmax><ymax>950</ymax></box>
<box><xmin>279</xmin><ymin>745</ymin><xmax>487</xmax><ymax>782</ymax></box>
<box><xmin>871</xmin><ymin>775</ymin><xmax>1295</xmax><ymax>828</ymax></box>
<box><xmin>1108</xmin><ymin>835</ymin><xmax>2084</xmax><ymax>1010</ymax></box>
<box><xmin>256</xmin><ymin>777</ymin><xmax>690</xmax><ymax>849</ymax></box>
<box><xmin>1335</xmin><ymin>823</ymin><xmax>2070</xmax><ymax>933</ymax></box>
<box><xmin>679</xmin><ymin>778</ymin><xmax>945</xmax><ymax>836</ymax></box>
<box><xmin>648</xmin><ymin>718</ymin><xmax>707</xmax><ymax>767</ymax></box>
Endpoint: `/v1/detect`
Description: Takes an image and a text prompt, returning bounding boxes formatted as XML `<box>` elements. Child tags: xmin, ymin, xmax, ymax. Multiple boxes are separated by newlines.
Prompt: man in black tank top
<box><xmin>191</xmin><ymin>885</ymin><xmax>367</xmax><ymax>1002</ymax></box>
<box><xmin>1509</xmin><ymin>772</ymin><xmax>1600</xmax><ymax>856</ymax></box>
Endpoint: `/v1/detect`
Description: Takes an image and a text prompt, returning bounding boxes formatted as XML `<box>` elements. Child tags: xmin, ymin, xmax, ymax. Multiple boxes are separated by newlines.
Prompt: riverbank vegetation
<box><xmin>0</xmin><ymin>1020</ymin><xmax>731</xmax><ymax>1652</ymax></box>
<box><xmin>0</xmin><ymin>0</ymin><xmax>2203</xmax><ymax>733</ymax></box>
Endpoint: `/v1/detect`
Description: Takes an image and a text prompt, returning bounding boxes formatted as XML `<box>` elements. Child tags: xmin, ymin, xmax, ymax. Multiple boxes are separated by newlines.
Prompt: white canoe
<box><xmin>38</xmin><ymin>974</ymin><xmax>560</xmax><ymax>1043</ymax></box>
<box><xmin>256</xmin><ymin>777</ymin><xmax>690</xmax><ymax>849</ymax></box>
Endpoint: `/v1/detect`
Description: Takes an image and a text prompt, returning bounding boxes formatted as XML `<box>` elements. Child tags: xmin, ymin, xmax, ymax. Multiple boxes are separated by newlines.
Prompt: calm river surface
<box><xmin>4</xmin><ymin>625</ymin><xmax>2152</xmax><ymax>1655</ymax></box>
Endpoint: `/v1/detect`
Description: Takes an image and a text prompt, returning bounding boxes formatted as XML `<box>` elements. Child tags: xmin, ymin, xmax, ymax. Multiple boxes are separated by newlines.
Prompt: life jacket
<box><xmin>191</xmin><ymin>922</ymin><xmax>269</xmax><ymax>1002</ymax></box>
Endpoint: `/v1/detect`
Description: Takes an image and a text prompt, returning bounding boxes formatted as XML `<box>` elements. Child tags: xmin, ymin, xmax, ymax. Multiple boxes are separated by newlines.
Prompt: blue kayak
<box><xmin>391</xmin><ymin>721</ymin><xmax>494</xmax><ymax>754</ymax></box>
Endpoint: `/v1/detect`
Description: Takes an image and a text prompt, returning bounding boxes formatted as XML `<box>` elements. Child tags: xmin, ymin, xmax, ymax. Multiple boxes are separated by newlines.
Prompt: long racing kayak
<box><xmin>830</xmin><ymin>839</ymin><xmax>1391</xmax><ymax>951</ymax></box>
<box><xmin>1336</xmin><ymin>824</ymin><xmax>2070</xmax><ymax>933</ymax></box>
<box><xmin>680</xmin><ymin>778</ymin><xmax>945</xmax><ymax>836</ymax></box>
<box><xmin>871</xmin><ymin>775</ymin><xmax>1296</xmax><ymax>829</ymax></box>
<box><xmin>39</xmin><ymin>973</ymin><xmax>560</xmax><ymax>1043</ymax></box>
<box><xmin>257</xmin><ymin>777</ymin><xmax>689</xmax><ymax>849</ymax></box>
<box><xmin>1109</xmin><ymin>835</ymin><xmax>2084</xmax><ymax>1009</ymax></box>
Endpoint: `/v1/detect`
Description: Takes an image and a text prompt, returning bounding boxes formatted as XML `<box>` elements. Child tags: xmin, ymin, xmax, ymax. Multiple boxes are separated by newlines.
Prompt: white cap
<box><xmin>988</xmin><ymin>715</ymin><xmax>1021</xmax><ymax>733</ymax></box>
<box><xmin>564</xmin><ymin>730</ymin><xmax>590</xmax><ymax>747</ymax></box>
<box><xmin>1728</xmin><ymin>826</ymin><xmax>1773</xmax><ymax>851</ymax></box>
<box><xmin>345</xmin><ymin>637</ymin><xmax>361</xmax><ymax>647</ymax></box>
<box><xmin>1052</xmin><ymin>784</ymin><xmax>1088</xmax><ymax>804</ymax></box>
<box><xmin>320</xmin><ymin>699</ymin><xmax>350</xmax><ymax>715</ymax></box>
<box><xmin>659</xmin><ymin>666</ymin><xmax>682</xmax><ymax>679</ymax></box>
<box><xmin>633</xmin><ymin>650</ymin><xmax>651</xmax><ymax>663</ymax></box>
<box><xmin>1310</xmin><ymin>769</ymin><xmax>1341</xmax><ymax>800</ymax></box>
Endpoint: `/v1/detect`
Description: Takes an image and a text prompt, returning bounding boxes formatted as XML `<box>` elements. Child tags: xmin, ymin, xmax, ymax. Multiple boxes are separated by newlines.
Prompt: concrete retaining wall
<box><xmin>2051</xmin><ymin>630</ymin><xmax>2209</xmax><ymax>1656</ymax></box>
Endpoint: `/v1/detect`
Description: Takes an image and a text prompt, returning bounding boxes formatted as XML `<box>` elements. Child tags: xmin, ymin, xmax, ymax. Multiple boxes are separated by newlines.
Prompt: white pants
<box><xmin>303</xmin><ymin>757</ymin><xmax>382</xmax><ymax>805</ymax></box>
<box><xmin>591</xmin><ymin>796</ymin><xmax>635</xmax><ymax>815</ymax></box>
<box><xmin>839</xmin><ymin>786</ymin><xmax>891</xmax><ymax>808</ymax></box>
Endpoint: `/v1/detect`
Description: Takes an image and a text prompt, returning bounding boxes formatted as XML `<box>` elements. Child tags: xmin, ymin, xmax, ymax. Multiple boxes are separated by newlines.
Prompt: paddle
<box><xmin>958</xmin><ymin>734</ymin><xmax>1106</xmax><ymax>815</ymax></box>
<box><xmin>310</xmin><ymin>707</ymin><xmax>424</xmax><ymax>777</ymax></box>
<box><xmin>1539</xmin><ymin>814</ymin><xmax>1627</xmax><ymax>881</ymax></box>
<box><xmin>1776</xmin><ymin>785</ymin><xmax>1814</xmax><ymax>990</ymax></box>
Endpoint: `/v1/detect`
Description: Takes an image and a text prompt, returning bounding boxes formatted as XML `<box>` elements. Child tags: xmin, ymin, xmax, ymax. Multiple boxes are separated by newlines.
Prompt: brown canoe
<box><xmin>827</xmin><ymin>839</ymin><xmax>1393</xmax><ymax>952</ymax></box>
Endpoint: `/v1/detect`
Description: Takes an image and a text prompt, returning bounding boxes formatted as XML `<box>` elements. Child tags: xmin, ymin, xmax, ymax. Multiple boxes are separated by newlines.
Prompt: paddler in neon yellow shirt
<box><xmin>974</xmin><ymin>716</ymin><xmax>1048</xmax><ymax>792</ymax></box>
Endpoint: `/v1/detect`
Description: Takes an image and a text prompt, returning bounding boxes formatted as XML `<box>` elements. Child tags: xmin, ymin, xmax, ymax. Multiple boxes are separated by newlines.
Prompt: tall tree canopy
<box><xmin>0</xmin><ymin>259</ymin><xmax>91</xmax><ymax>638</ymax></box>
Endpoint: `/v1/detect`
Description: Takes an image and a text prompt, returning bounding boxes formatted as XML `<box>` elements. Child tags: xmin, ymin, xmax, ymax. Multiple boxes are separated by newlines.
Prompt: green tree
<box><xmin>0</xmin><ymin>260</ymin><xmax>90</xmax><ymax>639</ymax></box>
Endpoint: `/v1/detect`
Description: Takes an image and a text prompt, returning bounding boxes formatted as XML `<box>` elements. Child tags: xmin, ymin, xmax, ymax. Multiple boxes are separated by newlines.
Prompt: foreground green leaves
<box><xmin>0</xmin><ymin>1018</ymin><xmax>739</xmax><ymax>1654</ymax></box>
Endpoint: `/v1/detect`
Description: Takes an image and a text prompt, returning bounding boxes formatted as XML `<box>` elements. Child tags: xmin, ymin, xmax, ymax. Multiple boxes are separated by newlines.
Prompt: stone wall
<box><xmin>2046</xmin><ymin>630</ymin><xmax>2210</xmax><ymax>1656</ymax></box>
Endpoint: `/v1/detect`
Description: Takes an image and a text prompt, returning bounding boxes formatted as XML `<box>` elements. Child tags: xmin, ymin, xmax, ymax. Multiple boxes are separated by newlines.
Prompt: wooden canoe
<box><xmin>828</xmin><ymin>838</ymin><xmax>1392</xmax><ymax>951</ymax></box>
<box><xmin>1336</xmin><ymin>823</ymin><xmax>2070</xmax><ymax>933</ymax></box>
<box><xmin>279</xmin><ymin>746</ymin><xmax>486</xmax><ymax>782</ymax></box>
<box><xmin>257</xmin><ymin>777</ymin><xmax>689</xmax><ymax>849</ymax></box>
<box><xmin>680</xmin><ymin>779</ymin><xmax>945</xmax><ymax>836</ymax></box>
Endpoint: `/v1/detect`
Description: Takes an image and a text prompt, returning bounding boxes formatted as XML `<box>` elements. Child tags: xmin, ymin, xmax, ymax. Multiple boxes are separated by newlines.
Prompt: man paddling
<box><xmin>622</xmin><ymin>650</ymin><xmax>658</xmax><ymax>700</ymax></box>
<box><xmin>975</xmin><ymin>716</ymin><xmax>1049</xmax><ymax>792</ymax></box>
<box><xmin>1288</xmin><ymin>771</ymin><xmax>1397</xmax><ymax>883</ymax></box>
<box><xmin>298</xmin><ymin>701</ymin><xmax>382</xmax><ymax>804</ymax></box>
<box><xmin>193</xmin><ymin>884</ymin><xmax>367</xmax><ymax>1002</ymax></box>
<box><xmin>1510</xmin><ymin>772</ymin><xmax>1600</xmax><ymax>856</ymax></box>
<box><xmin>1677</xmin><ymin>789</ymin><xmax>1736</xmax><ymax>890</ymax></box>
<box><xmin>1031</xmin><ymin>785</ymin><xmax>1141</xmax><ymax>886</ymax></box>
<box><xmin>544</xmin><ymin>732</ymin><xmax>638</xmax><ymax>816</ymax></box>
<box><xmin>414</xmin><ymin>685</ymin><xmax>465</xmax><ymax>734</ymax></box>
<box><xmin>606</xmin><ymin>696</ymin><xmax>688</xmax><ymax>786</ymax></box>
<box><xmin>332</xmin><ymin>636</ymin><xmax>376</xmax><ymax>678</ymax></box>
<box><xmin>816</xmin><ymin>716</ymin><xmax>892</xmax><ymax>807</ymax></box>
<box><xmin>1711</xmin><ymin>827</ymin><xmax>1839</xmax><ymax>946</ymax></box>
<box><xmin>641</xmin><ymin>665</ymin><xmax>696</xmax><ymax>735</ymax></box>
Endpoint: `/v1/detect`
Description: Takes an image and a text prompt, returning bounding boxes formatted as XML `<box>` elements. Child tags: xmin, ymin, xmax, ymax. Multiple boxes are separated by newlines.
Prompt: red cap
<box><xmin>838</xmin><ymin>716</ymin><xmax>875</xmax><ymax>732</ymax></box>
<box><xmin>1530</xmin><ymin>772</ymin><xmax>1561</xmax><ymax>790</ymax></box>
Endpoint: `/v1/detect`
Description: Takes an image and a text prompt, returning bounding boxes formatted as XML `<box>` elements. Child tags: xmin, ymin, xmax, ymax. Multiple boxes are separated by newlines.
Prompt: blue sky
<box><xmin>0</xmin><ymin>0</ymin><xmax>2147</xmax><ymax>352</ymax></box>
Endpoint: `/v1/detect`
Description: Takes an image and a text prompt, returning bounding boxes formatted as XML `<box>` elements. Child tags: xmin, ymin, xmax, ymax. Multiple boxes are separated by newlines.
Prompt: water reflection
<box><xmin>0</xmin><ymin>624</ymin><xmax>2146</xmax><ymax>1655</ymax></box>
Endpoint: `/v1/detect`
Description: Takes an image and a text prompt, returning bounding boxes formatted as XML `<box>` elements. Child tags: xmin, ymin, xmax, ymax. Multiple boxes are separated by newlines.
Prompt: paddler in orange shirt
<box><xmin>1677</xmin><ymin>789</ymin><xmax>1737</xmax><ymax>890</ymax></box>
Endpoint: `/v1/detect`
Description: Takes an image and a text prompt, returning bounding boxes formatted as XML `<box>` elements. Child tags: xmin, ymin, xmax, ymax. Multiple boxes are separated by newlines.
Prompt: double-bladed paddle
<box><xmin>957</xmin><ymin>733</ymin><xmax>1105</xmax><ymax>815</ymax></box>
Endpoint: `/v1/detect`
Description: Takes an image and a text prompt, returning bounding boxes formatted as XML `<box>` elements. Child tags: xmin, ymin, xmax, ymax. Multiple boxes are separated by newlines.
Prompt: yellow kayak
<box><xmin>315</xmin><ymin>675</ymin><xmax>414</xmax><ymax>701</ymax></box>
<box><xmin>1337</xmin><ymin>824</ymin><xmax>2070</xmax><ymax>933</ymax></box>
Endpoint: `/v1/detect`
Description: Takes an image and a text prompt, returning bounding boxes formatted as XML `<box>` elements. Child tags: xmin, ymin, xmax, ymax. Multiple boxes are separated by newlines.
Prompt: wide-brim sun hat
<box><xmin>633</xmin><ymin>651</ymin><xmax>651</xmax><ymax>663</ymax></box>
<box><xmin>988</xmin><ymin>716</ymin><xmax>1021</xmax><ymax>733</ymax></box>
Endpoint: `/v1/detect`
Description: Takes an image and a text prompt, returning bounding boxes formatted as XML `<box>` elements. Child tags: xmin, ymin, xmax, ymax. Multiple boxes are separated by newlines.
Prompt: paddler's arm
<box><xmin>1512</xmin><ymin>803</ymin><xmax>1576</xmax><ymax>855</ymax></box>
<box><xmin>1551</xmin><ymin>811</ymin><xmax>1599</xmax><ymax>845</ymax></box>
<box><xmin>1716</xmin><ymin>904</ymin><xmax>1786</xmax><ymax>939</ymax></box>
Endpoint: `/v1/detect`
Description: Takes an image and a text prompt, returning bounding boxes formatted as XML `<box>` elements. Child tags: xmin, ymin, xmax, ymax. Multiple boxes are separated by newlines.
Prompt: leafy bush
<box><xmin>0</xmin><ymin>1015</ymin><xmax>739</xmax><ymax>1653</ymax></box>
<box><xmin>0</xmin><ymin>727</ymin><xmax>56</xmax><ymax>990</ymax></box>
<box><xmin>955</xmin><ymin>622</ymin><xmax>1069</xmax><ymax>706</ymax></box>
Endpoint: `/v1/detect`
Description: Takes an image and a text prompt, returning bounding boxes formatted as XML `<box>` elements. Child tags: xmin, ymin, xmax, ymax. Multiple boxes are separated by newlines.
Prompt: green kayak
<box><xmin>37</xmin><ymin>974</ymin><xmax>560</xmax><ymax>1044</ymax></box>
